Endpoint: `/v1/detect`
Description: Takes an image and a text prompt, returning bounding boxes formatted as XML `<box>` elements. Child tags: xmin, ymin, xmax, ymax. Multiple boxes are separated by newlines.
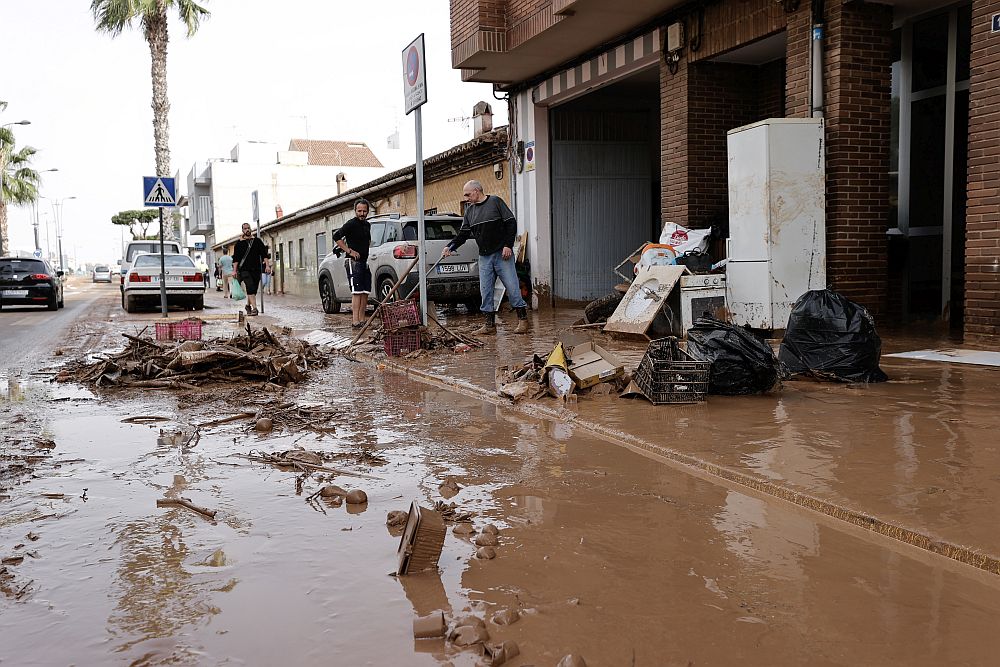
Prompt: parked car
<box><xmin>0</xmin><ymin>256</ymin><xmax>64</xmax><ymax>311</ymax></box>
<box><xmin>122</xmin><ymin>252</ymin><xmax>205</xmax><ymax>313</ymax></box>
<box><xmin>92</xmin><ymin>265</ymin><xmax>112</xmax><ymax>283</ymax></box>
<box><xmin>317</xmin><ymin>214</ymin><xmax>480</xmax><ymax>314</ymax></box>
<box><xmin>119</xmin><ymin>240</ymin><xmax>182</xmax><ymax>296</ymax></box>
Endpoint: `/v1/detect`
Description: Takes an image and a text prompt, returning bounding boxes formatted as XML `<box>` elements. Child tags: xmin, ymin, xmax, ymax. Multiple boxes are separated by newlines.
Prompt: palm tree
<box><xmin>91</xmin><ymin>0</ymin><xmax>210</xmax><ymax>178</ymax></box>
<box><xmin>1</xmin><ymin>101</ymin><xmax>41</xmax><ymax>255</ymax></box>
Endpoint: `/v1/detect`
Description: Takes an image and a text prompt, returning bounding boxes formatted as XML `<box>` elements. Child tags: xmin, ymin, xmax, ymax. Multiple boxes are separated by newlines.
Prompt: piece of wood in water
<box><xmin>156</xmin><ymin>497</ymin><xmax>217</xmax><ymax>519</ymax></box>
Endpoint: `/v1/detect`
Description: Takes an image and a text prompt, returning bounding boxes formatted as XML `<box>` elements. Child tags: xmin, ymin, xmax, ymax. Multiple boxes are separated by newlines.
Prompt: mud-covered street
<box><xmin>3</xmin><ymin>280</ymin><xmax>1000</xmax><ymax>666</ymax></box>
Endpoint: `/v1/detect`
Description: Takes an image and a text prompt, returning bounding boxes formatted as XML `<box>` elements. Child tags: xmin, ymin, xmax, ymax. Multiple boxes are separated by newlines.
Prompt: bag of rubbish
<box><xmin>659</xmin><ymin>222</ymin><xmax>712</xmax><ymax>254</ymax></box>
<box><xmin>778</xmin><ymin>289</ymin><xmax>888</xmax><ymax>383</ymax></box>
<box><xmin>229</xmin><ymin>277</ymin><xmax>246</xmax><ymax>301</ymax></box>
<box><xmin>686</xmin><ymin>317</ymin><xmax>782</xmax><ymax>395</ymax></box>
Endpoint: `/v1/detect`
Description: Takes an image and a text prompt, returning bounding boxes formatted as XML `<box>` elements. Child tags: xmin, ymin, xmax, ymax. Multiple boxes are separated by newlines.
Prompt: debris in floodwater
<box><xmin>412</xmin><ymin>611</ymin><xmax>446</xmax><ymax>639</ymax></box>
<box><xmin>345</xmin><ymin>489</ymin><xmax>367</xmax><ymax>505</ymax></box>
<box><xmin>321</xmin><ymin>485</ymin><xmax>349</xmax><ymax>499</ymax></box>
<box><xmin>121</xmin><ymin>415</ymin><xmax>170</xmax><ymax>424</ymax></box>
<box><xmin>556</xmin><ymin>655</ymin><xmax>589</xmax><ymax>667</ymax></box>
<box><xmin>203</xmin><ymin>549</ymin><xmax>227</xmax><ymax>567</ymax></box>
<box><xmin>2</xmin><ymin>556</ymin><xmax>25</xmax><ymax>566</ymax></box>
<box><xmin>156</xmin><ymin>497</ymin><xmax>218</xmax><ymax>520</ymax></box>
<box><xmin>481</xmin><ymin>523</ymin><xmax>499</xmax><ymax>535</ymax></box>
<box><xmin>397</xmin><ymin>503</ymin><xmax>446</xmax><ymax>575</ymax></box>
<box><xmin>25</xmin><ymin>532</ymin><xmax>39</xmax><ymax>542</ymax></box>
<box><xmin>433</xmin><ymin>500</ymin><xmax>474</xmax><ymax>522</ymax></box>
<box><xmin>33</xmin><ymin>439</ymin><xmax>56</xmax><ymax>450</ymax></box>
<box><xmin>386</xmin><ymin>510</ymin><xmax>408</xmax><ymax>527</ymax></box>
<box><xmin>490</xmin><ymin>608</ymin><xmax>520</xmax><ymax>626</ymax></box>
<box><xmin>476</xmin><ymin>546</ymin><xmax>496</xmax><ymax>560</ymax></box>
<box><xmin>452</xmin><ymin>523</ymin><xmax>476</xmax><ymax>536</ymax></box>
<box><xmin>254</xmin><ymin>417</ymin><xmax>273</xmax><ymax>433</ymax></box>
<box><xmin>40</xmin><ymin>493</ymin><xmax>64</xmax><ymax>499</ymax></box>
<box><xmin>449</xmin><ymin>623</ymin><xmax>490</xmax><ymax>647</ymax></box>
<box><xmin>237</xmin><ymin>450</ymin><xmax>381</xmax><ymax>480</ymax></box>
<box><xmin>483</xmin><ymin>640</ymin><xmax>520</xmax><ymax>666</ymax></box>
<box><xmin>438</xmin><ymin>478</ymin><xmax>462</xmax><ymax>499</ymax></box>
<box><xmin>66</xmin><ymin>326</ymin><xmax>330</xmax><ymax>389</ymax></box>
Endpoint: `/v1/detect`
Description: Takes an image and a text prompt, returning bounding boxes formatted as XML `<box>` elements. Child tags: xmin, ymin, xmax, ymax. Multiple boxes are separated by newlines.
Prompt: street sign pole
<box><xmin>142</xmin><ymin>176</ymin><xmax>176</xmax><ymax>319</ymax></box>
<box><xmin>415</xmin><ymin>106</ymin><xmax>427</xmax><ymax>325</ymax></box>
<box><xmin>157</xmin><ymin>207</ymin><xmax>168</xmax><ymax>317</ymax></box>
<box><xmin>402</xmin><ymin>33</ymin><xmax>428</xmax><ymax>325</ymax></box>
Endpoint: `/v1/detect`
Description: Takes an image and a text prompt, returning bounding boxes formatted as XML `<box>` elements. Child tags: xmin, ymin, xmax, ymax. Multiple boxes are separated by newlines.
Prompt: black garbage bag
<box><xmin>778</xmin><ymin>289</ymin><xmax>888</xmax><ymax>383</ymax></box>
<box><xmin>686</xmin><ymin>317</ymin><xmax>782</xmax><ymax>395</ymax></box>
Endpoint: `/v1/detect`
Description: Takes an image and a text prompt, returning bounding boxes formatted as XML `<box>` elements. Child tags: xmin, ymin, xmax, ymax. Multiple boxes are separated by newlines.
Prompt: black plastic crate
<box><xmin>633</xmin><ymin>337</ymin><xmax>710</xmax><ymax>404</ymax></box>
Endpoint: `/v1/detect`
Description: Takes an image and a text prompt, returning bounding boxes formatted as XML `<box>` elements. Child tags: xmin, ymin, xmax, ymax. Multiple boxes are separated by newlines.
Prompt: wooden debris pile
<box><xmin>65</xmin><ymin>326</ymin><xmax>329</xmax><ymax>389</ymax></box>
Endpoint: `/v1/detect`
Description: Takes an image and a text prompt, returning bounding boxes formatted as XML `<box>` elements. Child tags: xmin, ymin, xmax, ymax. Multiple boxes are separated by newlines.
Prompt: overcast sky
<box><xmin>2</xmin><ymin>0</ymin><xmax>507</xmax><ymax>266</ymax></box>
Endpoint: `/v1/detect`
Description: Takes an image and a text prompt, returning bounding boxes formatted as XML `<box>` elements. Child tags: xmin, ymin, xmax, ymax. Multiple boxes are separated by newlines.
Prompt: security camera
<box><xmin>493</xmin><ymin>162</ymin><xmax>504</xmax><ymax>180</ymax></box>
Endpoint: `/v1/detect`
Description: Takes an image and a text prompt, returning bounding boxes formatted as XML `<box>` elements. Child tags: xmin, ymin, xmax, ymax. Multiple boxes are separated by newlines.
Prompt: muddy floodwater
<box><xmin>4</xmin><ymin>352</ymin><xmax>1000</xmax><ymax>666</ymax></box>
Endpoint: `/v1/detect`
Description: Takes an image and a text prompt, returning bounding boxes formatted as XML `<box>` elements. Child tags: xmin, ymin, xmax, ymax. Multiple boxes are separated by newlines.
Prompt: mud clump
<box><xmin>254</xmin><ymin>418</ymin><xmax>273</xmax><ymax>433</ymax></box>
<box><xmin>483</xmin><ymin>640</ymin><xmax>520</xmax><ymax>666</ymax></box>
<box><xmin>482</xmin><ymin>523</ymin><xmax>499</xmax><ymax>535</ymax></box>
<box><xmin>491</xmin><ymin>608</ymin><xmax>520</xmax><ymax>626</ymax></box>
<box><xmin>439</xmin><ymin>478</ymin><xmax>462</xmax><ymax>499</ymax></box>
<box><xmin>453</xmin><ymin>523</ymin><xmax>476</xmax><ymax>536</ymax></box>
<box><xmin>557</xmin><ymin>655</ymin><xmax>588</xmax><ymax>667</ymax></box>
<box><xmin>412</xmin><ymin>611</ymin><xmax>446</xmax><ymax>639</ymax></box>
<box><xmin>345</xmin><ymin>489</ymin><xmax>367</xmax><ymax>504</ymax></box>
<box><xmin>474</xmin><ymin>533</ymin><xmax>499</xmax><ymax>547</ymax></box>
<box><xmin>320</xmin><ymin>485</ymin><xmax>348</xmax><ymax>498</ymax></box>
<box><xmin>476</xmin><ymin>546</ymin><xmax>497</xmax><ymax>560</ymax></box>
<box><xmin>386</xmin><ymin>510</ymin><xmax>408</xmax><ymax>527</ymax></box>
<box><xmin>450</xmin><ymin>621</ymin><xmax>489</xmax><ymax>647</ymax></box>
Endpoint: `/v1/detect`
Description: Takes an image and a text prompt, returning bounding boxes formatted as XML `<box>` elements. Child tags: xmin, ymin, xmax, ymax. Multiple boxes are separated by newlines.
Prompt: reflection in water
<box><xmin>397</xmin><ymin>570</ymin><xmax>452</xmax><ymax>661</ymax></box>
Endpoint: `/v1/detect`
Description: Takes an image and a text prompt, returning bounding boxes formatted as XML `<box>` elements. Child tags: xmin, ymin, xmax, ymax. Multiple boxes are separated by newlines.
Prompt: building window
<box><xmin>287</xmin><ymin>240</ymin><xmax>294</xmax><ymax>270</ymax></box>
<box><xmin>197</xmin><ymin>195</ymin><xmax>211</xmax><ymax>227</ymax></box>
<box><xmin>298</xmin><ymin>238</ymin><xmax>305</xmax><ymax>268</ymax></box>
<box><xmin>316</xmin><ymin>232</ymin><xmax>327</xmax><ymax>268</ymax></box>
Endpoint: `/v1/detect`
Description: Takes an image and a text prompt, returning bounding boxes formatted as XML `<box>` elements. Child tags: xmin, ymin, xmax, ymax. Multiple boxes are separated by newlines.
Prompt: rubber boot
<box><xmin>514</xmin><ymin>307</ymin><xmax>529</xmax><ymax>334</ymax></box>
<box><xmin>473</xmin><ymin>312</ymin><xmax>496</xmax><ymax>336</ymax></box>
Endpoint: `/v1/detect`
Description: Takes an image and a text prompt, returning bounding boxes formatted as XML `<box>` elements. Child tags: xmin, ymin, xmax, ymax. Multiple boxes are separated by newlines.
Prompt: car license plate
<box><xmin>2</xmin><ymin>290</ymin><xmax>28</xmax><ymax>298</ymax></box>
<box><xmin>437</xmin><ymin>263</ymin><xmax>469</xmax><ymax>274</ymax></box>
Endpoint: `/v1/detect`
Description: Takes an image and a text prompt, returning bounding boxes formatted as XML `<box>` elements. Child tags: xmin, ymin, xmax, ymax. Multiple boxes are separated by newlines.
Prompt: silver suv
<box><xmin>317</xmin><ymin>214</ymin><xmax>480</xmax><ymax>314</ymax></box>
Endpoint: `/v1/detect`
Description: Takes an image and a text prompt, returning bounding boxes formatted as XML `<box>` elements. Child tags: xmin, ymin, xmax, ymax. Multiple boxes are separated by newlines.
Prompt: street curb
<box><xmin>358</xmin><ymin>350</ymin><xmax>1000</xmax><ymax>578</ymax></box>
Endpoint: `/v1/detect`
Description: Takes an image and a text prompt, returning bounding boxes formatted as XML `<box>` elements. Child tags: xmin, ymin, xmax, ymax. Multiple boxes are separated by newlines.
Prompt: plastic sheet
<box><xmin>778</xmin><ymin>290</ymin><xmax>888</xmax><ymax>383</ymax></box>
<box><xmin>686</xmin><ymin>317</ymin><xmax>782</xmax><ymax>395</ymax></box>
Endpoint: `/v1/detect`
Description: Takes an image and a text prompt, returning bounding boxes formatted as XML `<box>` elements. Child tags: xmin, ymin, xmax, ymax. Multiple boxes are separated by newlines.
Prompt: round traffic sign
<box><xmin>33</xmin><ymin>249</ymin><xmax>42</xmax><ymax>258</ymax></box>
<box><xmin>406</xmin><ymin>46</ymin><xmax>420</xmax><ymax>86</ymax></box>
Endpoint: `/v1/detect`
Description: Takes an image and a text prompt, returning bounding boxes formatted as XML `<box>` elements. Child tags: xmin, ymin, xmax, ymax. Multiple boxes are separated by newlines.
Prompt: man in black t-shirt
<box><xmin>234</xmin><ymin>222</ymin><xmax>270</xmax><ymax>316</ymax></box>
<box><xmin>332</xmin><ymin>198</ymin><xmax>372</xmax><ymax>327</ymax></box>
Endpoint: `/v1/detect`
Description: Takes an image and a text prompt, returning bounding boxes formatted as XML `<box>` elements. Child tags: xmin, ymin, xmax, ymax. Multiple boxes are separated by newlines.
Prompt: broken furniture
<box><xmin>397</xmin><ymin>502</ymin><xmax>446</xmax><ymax>575</ymax></box>
<box><xmin>625</xmin><ymin>337</ymin><xmax>710</xmax><ymax>404</ymax></box>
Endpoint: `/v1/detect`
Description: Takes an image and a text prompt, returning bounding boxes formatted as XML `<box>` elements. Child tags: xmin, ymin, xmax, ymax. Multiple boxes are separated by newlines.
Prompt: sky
<box><xmin>1</xmin><ymin>0</ymin><xmax>507</xmax><ymax>267</ymax></box>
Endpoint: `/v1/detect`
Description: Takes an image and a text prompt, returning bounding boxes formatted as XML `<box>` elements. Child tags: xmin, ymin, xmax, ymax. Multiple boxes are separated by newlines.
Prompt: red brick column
<box><xmin>965</xmin><ymin>0</ymin><xmax>1000</xmax><ymax>340</ymax></box>
<box><xmin>661</xmin><ymin>56</ymin><xmax>690</xmax><ymax>227</ymax></box>
<box><xmin>785</xmin><ymin>6</ymin><xmax>811</xmax><ymax>117</ymax></box>
<box><xmin>823</xmin><ymin>1</ymin><xmax>893</xmax><ymax>316</ymax></box>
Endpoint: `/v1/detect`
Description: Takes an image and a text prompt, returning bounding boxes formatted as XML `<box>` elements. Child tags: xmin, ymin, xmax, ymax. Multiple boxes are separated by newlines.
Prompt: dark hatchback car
<box><xmin>0</xmin><ymin>257</ymin><xmax>65</xmax><ymax>311</ymax></box>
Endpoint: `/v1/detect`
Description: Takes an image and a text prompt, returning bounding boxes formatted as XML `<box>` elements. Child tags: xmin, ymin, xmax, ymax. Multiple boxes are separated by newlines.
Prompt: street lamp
<box><xmin>30</xmin><ymin>169</ymin><xmax>59</xmax><ymax>251</ymax></box>
<box><xmin>50</xmin><ymin>196</ymin><xmax>77</xmax><ymax>272</ymax></box>
<box><xmin>1</xmin><ymin>120</ymin><xmax>31</xmax><ymax>128</ymax></box>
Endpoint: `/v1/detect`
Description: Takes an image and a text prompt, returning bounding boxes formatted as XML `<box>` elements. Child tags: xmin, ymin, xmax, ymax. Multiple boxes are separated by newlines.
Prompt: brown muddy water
<box><xmin>3</xmin><ymin>357</ymin><xmax>1000</xmax><ymax>665</ymax></box>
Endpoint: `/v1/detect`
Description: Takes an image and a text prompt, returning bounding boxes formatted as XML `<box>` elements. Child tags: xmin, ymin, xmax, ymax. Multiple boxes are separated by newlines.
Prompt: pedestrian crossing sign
<box><xmin>143</xmin><ymin>176</ymin><xmax>176</xmax><ymax>207</ymax></box>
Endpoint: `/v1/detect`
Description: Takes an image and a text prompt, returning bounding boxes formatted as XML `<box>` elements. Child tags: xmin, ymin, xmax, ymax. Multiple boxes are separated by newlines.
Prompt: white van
<box><xmin>119</xmin><ymin>240</ymin><xmax>182</xmax><ymax>294</ymax></box>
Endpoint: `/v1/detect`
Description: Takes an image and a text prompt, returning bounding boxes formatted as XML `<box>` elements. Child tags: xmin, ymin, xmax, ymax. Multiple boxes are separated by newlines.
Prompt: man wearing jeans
<box><xmin>443</xmin><ymin>180</ymin><xmax>529</xmax><ymax>335</ymax></box>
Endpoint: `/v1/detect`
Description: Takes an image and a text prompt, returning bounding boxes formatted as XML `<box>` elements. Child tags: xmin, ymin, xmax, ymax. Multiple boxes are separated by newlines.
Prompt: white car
<box><xmin>92</xmin><ymin>265</ymin><xmax>112</xmax><ymax>283</ymax></box>
<box><xmin>122</xmin><ymin>253</ymin><xmax>205</xmax><ymax>313</ymax></box>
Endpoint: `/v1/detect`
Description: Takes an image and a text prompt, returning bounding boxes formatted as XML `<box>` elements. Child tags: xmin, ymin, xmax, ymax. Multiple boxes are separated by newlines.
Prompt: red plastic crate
<box><xmin>380</xmin><ymin>299</ymin><xmax>421</xmax><ymax>332</ymax></box>
<box><xmin>154</xmin><ymin>319</ymin><xmax>203</xmax><ymax>341</ymax></box>
<box><xmin>384</xmin><ymin>328</ymin><xmax>422</xmax><ymax>357</ymax></box>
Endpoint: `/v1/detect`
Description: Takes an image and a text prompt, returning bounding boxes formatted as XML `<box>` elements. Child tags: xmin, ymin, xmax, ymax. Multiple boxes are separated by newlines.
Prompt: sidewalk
<box><xmin>205</xmin><ymin>287</ymin><xmax>1000</xmax><ymax>573</ymax></box>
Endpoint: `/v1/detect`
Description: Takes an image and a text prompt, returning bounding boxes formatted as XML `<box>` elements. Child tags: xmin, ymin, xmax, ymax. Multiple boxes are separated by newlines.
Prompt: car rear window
<box><xmin>403</xmin><ymin>220</ymin><xmax>462</xmax><ymax>241</ymax></box>
<box><xmin>95</xmin><ymin>266</ymin><xmax>109</xmax><ymax>272</ymax></box>
<box><xmin>134</xmin><ymin>254</ymin><xmax>195</xmax><ymax>268</ymax></box>
<box><xmin>0</xmin><ymin>259</ymin><xmax>47</xmax><ymax>276</ymax></box>
<box><xmin>127</xmin><ymin>243</ymin><xmax>180</xmax><ymax>261</ymax></box>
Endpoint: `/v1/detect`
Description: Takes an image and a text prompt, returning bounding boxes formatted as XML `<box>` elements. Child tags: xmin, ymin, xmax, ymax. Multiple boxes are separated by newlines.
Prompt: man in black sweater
<box><xmin>332</xmin><ymin>199</ymin><xmax>373</xmax><ymax>327</ymax></box>
<box><xmin>233</xmin><ymin>223</ymin><xmax>269</xmax><ymax>316</ymax></box>
<box><xmin>443</xmin><ymin>180</ymin><xmax>528</xmax><ymax>334</ymax></box>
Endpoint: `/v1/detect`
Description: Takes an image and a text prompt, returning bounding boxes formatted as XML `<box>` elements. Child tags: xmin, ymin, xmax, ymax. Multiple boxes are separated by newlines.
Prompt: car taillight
<box><xmin>129</xmin><ymin>274</ymin><xmax>152</xmax><ymax>282</ymax></box>
<box><xmin>29</xmin><ymin>273</ymin><xmax>50</xmax><ymax>280</ymax></box>
<box><xmin>393</xmin><ymin>244</ymin><xmax>418</xmax><ymax>259</ymax></box>
<box><xmin>183</xmin><ymin>273</ymin><xmax>202</xmax><ymax>282</ymax></box>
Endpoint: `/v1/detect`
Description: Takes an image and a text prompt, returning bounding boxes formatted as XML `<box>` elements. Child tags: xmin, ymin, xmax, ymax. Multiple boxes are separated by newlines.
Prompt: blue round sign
<box><xmin>33</xmin><ymin>249</ymin><xmax>42</xmax><ymax>258</ymax></box>
<box><xmin>406</xmin><ymin>46</ymin><xmax>420</xmax><ymax>86</ymax></box>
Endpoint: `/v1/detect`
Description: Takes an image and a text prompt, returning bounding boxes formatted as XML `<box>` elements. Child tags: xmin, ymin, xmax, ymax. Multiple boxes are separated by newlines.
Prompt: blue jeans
<box><xmin>479</xmin><ymin>250</ymin><xmax>526</xmax><ymax>313</ymax></box>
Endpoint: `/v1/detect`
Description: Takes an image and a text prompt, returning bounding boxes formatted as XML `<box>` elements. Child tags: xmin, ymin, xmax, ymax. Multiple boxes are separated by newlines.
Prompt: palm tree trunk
<box><xmin>0</xmin><ymin>200</ymin><xmax>9</xmax><ymax>256</ymax></box>
<box><xmin>145</xmin><ymin>0</ymin><xmax>171</xmax><ymax>178</ymax></box>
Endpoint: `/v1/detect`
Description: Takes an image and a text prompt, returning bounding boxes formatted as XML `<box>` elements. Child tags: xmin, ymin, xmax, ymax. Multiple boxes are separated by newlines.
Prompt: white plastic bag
<box><xmin>659</xmin><ymin>223</ymin><xmax>711</xmax><ymax>255</ymax></box>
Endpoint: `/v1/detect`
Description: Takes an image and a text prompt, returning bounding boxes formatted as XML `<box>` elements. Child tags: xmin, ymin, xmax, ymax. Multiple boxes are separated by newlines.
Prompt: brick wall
<box><xmin>785</xmin><ymin>6</ymin><xmax>811</xmax><ymax>117</ymax></box>
<box><xmin>661</xmin><ymin>59</ymin><xmax>690</xmax><ymax>228</ymax></box>
<box><xmin>822</xmin><ymin>1</ymin><xmax>892</xmax><ymax>315</ymax></box>
<box><xmin>965</xmin><ymin>0</ymin><xmax>1000</xmax><ymax>340</ymax></box>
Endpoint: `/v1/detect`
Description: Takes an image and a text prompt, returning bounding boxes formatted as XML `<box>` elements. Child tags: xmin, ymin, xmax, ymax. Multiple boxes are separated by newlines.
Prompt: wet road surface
<box><xmin>2</xmin><ymin>286</ymin><xmax>1000</xmax><ymax>665</ymax></box>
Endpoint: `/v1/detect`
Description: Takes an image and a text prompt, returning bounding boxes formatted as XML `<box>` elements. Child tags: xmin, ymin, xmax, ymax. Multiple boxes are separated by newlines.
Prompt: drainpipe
<box><xmin>811</xmin><ymin>0</ymin><xmax>824</xmax><ymax>118</ymax></box>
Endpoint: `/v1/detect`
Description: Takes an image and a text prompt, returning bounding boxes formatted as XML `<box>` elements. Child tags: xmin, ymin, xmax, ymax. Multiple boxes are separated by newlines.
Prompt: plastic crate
<box><xmin>633</xmin><ymin>337</ymin><xmax>710</xmax><ymax>404</ymax></box>
<box><xmin>154</xmin><ymin>319</ymin><xmax>203</xmax><ymax>342</ymax></box>
<box><xmin>384</xmin><ymin>328</ymin><xmax>422</xmax><ymax>357</ymax></box>
<box><xmin>380</xmin><ymin>299</ymin><xmax>421</xmax><ymax>332</ymax></box>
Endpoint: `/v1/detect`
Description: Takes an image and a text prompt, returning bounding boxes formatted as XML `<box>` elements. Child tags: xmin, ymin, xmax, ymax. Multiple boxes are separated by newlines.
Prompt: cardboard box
<box><xmin>566</xmin><ymin>341</ymin><xmax>625</xmax><ymax>389</ymax></box>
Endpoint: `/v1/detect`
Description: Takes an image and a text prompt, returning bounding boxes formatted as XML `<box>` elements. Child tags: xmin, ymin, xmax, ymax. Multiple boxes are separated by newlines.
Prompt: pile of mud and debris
<box><xmin>61</xmin><ymin>325</ymin><xmax>330</xmax><ymax>389</ymax></box>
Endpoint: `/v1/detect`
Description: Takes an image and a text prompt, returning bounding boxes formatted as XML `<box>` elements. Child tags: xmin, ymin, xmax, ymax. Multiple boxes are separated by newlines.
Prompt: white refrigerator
<box><xmin>725</xmin><ymin>118</ymin><xmax>826</xmax><ymax>330</ymax></box>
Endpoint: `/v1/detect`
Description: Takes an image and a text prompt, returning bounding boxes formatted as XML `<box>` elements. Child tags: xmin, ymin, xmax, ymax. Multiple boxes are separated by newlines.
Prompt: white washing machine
<box><xmin>680</xmin><ymin>274</ymin><xmax>727</xmax><ymax>334</ymax></box>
